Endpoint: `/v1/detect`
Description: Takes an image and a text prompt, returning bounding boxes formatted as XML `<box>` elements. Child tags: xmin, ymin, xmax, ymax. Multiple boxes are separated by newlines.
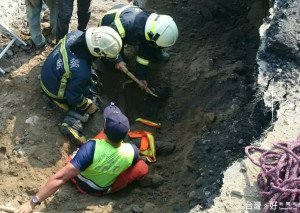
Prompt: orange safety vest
<box><xmin>128</xmin><ymin>131</ymin><xmax>156</xmax><ymax>163</ymax></box>
<box><xmin>93</xmin><ymin>129</ymin><xmax>156</xmax><ymax>163</ymax></box>
<box><xmin>93</xmin><ymin>129</ymin><xmax>106</xmax><ymax>140</ymax></box>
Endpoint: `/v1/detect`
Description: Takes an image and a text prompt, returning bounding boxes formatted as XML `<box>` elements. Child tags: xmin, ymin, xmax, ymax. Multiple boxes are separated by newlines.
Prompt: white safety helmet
<box><xmin>145</xmin><ymin>13</ymin><xmax>178</xmax><ymax>48</ymax></box>
<box><xmin>85</xmin><ymin>26</ymin><xmax>122</xmax><ymax>59</ymax></box>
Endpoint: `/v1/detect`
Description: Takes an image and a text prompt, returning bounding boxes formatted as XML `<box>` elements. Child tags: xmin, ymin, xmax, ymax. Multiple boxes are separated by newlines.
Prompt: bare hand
<box><xmin>139</xmin><ymin>80</ymin><xmax>148</xmax><ymax>90</ymax></box>
<box><xmin>14</xmin><ymin>201</ymin><xmax>35</xmax><ymax>213</ymax></box>
<box><xmin>115</xmin><ymin>61</ymin><xmax>126</xmax><ymax>71</ymax></box>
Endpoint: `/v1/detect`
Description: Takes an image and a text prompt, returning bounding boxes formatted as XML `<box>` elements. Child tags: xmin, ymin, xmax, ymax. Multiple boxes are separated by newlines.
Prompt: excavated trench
<box><xmin>95</xmin><ymin>0</ymin><xmax>273</xmax><ymax>211</ymax></box>
<box><xmin>0</xmin><ymin>0</ymin><xmax>279</xmax><ymax>212</ymax></box>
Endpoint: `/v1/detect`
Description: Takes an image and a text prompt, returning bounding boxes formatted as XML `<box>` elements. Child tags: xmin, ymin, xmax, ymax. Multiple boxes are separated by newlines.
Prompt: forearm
<box><xmin>36</xmin><ymin>175</ymin><xmax>67</xmax><ymax>202</ymax></box>
<box><xmin>16</xmin><ymin>164</ymin><xmax>80</xmax><ymax>213</ymax></box>
<box><xmin>16</xmin><ymin>175</ymin><xmax>67</xmax><ymax>213</ymax></box>
<box><xmin>35</xmin><ymin>164</ymin><xmax>80</xmax><ymax>203</ymax></box>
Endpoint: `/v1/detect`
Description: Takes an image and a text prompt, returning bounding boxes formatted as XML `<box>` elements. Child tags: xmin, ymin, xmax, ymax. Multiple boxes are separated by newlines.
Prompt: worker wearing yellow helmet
<box><xmin>99</xmin><ymin>4</ymin><xmax>179</xmax><ymax>89</ymax></box>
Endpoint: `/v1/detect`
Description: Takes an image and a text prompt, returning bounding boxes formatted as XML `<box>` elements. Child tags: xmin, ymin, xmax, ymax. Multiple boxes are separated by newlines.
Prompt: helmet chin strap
<box><xmin>146</xmin><ymin>14</ymin><xmax>160</xmax><ymax>42</ymax></box>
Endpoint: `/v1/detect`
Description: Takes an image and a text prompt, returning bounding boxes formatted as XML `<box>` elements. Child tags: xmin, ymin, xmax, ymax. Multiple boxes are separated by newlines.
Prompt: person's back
<box><xmin>99</xmin><ymin>4</ymin><xmax>179</xmax><ymax>89</ymax></box>
<box><xmin>69</xmin><ymin>103</ymin><xmax>146</xmax><ymax>194</ymax></box>
<box><xmin>40</xmin><ymin>27</ymin><xmax>123</xmax><ymax>147</ymax></box>
<box><xmin>100</xmin><ymin>4</ymin><xmax>146</xmax><ymax>46</ymax></box>
<box><xmin>71</xmin><ymin>137</ymin><xmax>136</xmax><ymax>192</ymax></box>
<box><xmin>41</xmin><ymin>30</ymin><xmax>92</xmax><ymax>107</ymax></box>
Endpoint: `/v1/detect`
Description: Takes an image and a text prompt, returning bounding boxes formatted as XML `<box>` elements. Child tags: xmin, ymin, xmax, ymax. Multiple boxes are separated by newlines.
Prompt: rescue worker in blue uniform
<box><xmin>99</xmin><ymin>4</ymin><xmax>179</xmax><ymax>89</ymax></box>
<box><xmin>40</xmin><ymin>26</ymin><xmax>122</xmax><ymax>147</ymax></box>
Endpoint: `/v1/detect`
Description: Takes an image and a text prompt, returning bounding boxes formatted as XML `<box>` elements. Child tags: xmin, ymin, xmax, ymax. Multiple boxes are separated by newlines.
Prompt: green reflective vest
<box><xmin>80</xmin><ymin>139</ymin><xmax>134</xmax><ymax>187</ymax></box>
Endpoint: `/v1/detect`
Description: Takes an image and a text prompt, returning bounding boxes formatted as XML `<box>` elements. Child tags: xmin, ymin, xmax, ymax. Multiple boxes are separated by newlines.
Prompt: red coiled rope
<box><xmin>245</xmin><ymin>135</ymin><xmax>300</xmax><ymax>213</ymax></box>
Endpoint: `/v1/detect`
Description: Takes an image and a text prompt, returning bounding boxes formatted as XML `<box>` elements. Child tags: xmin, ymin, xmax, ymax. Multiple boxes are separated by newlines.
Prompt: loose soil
<box><xmin>1</xmin><ymin>0</ymin><xmax>296</xmax><ymax>213</ymax></box>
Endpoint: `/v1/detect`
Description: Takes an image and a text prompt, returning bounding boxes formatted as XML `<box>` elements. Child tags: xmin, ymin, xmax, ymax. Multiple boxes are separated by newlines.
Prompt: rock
<box><xmin>155</xmin><ymin>140</ymin><xmax>176</xmax><ymax>155</ymax></box>
<box><xmin>23</xmin><ymin>77</ymin><xmax>29</xmax><ymax>83</ymax></box>
<box><xmin>204</xmin><ymin>191</ymin><xmax>211</xmax><ymax>198</ymax></box>
<box><xmin>6</xmin><ymin>49</ymin><xmax>13</xmax><ymax>56</ymax></box>
<box><xmin>196</xmin><ymin>177</ymin><xmax>202</xmax><ymax>187</ymax></box>
<box><xmin>231</xmin><ymin>104</ymin><xmax>239</xmax><ymax>111</ymax></box>
<box><xmin>19</xmin><ymin>138</ymin><xmax>25</xmax><ymax>144</ymax></box>
<box><xmin>12</xmin><ymin>45</ymin><xmax>19</xmax><ymax>52</ymax></box>
<box><xmin>202</xmin><ymin>125</ymin><xmax>208</xmax><ymax>132</ymax></box>
<box><xmin>232</xmin><ymin>60</ymin><xmax>245</xmax><ymax>74</ymax></box>
<box><xmin>240</xmin><ymin>166</ymin><xmax>247</xmax><ymax>172</ymax></box>
<box><xmin>224</xmin><ymin>150</ymin><xmax>231</xmax><ymax>154</ymax></box>
<box><xmin>188</xmin><ymin>191</ymin><xmax>196</xmax><ymax>198</ymax></box>
<box><xmin>204</xmin><ymin>112</ymin><xmax>216</xmax><ymax>125</ymax></box>
<box><xmin>25</xmin><ymin>116</ymin><xmax>39</xmax><ymax>126</ymax></box>
<box><xmin>143</xmin><ymin>202</ymin><xmax>157</xmax><ymax>213</ymax></box>
<box><xmin>231</xmin><ymin>190</ymin><xmax>243</xmax><ymax>198</ymax></box>
<box><xmin>138</xmin><ymin>177</ymin><xmax>152</xmax><ymax>187</ymax></box>
<box><xmin>130</xmin><ymin>204</ymin><xmax>142</xmax><ymax>213</ymax></box>
<box><xmin>17</xmin><ymin>149</ymin><xmax>25</xmax><ymax>158</ymax></box>
<box><xmin>5</xmin><ymin>65</ymin><xmax>16</xmax><ymax>72</ymax></box>
<box><xmin>151</xmin><ymin>174</ymin><xmax>164</xmax><ymax>187</ymax></box>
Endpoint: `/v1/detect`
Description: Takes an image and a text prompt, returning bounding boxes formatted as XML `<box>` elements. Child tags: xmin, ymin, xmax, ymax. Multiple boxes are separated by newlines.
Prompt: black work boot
<box><xmin>60</xmin><ymin>116</ymin><xmax>86</xmax><ymax>147</ymax></box>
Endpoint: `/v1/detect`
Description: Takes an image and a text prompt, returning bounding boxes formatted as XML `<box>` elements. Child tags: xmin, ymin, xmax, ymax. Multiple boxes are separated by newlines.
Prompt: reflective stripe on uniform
<box><xmin>58</xmin><ymin>36</ymin><xmax>71</xmax><ymax>98</ymax></box>
<box><xmin>41</xmin><ymin>36</ymin><xmax>72</xmax><ymax>99</ymax></box>
<box><xmin>40</xmin><ymin>79</ymin><xmax>66</xmax><ymax>99</ymax></box>
<box><xmin>136</xmin><ymin>118</ymin><xmax>161</xmax><ymax>128</ymax></box>
<box><xmin>99</xmin><ymin>5</ymin><xmax>137</xmax><ymax>38</ymax></box>
<box><xmin>136</xmin><ymin>56</ymin><xmax>149</xmax><ymax>66</ymax></box>
<box><xmin>76</xmin><ymin>97</ymin><xmax>87</xmax><ymax>108</ymax></box>
<box><xmin>77</xmin><ymin>174</ymin><xmax>110</xmax><ymax>191</ymax></box>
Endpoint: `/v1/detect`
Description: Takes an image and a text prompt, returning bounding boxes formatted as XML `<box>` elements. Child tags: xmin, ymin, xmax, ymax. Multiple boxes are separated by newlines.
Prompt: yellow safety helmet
<box><xmin>85</xmin><ymin>26</ymin><xmax>122</xmax><ymax>59</ymax></box>
<box><xmin>145</xmin><ymin>13</ymin><xmax>178</xmax><ymax>48</ymax></box>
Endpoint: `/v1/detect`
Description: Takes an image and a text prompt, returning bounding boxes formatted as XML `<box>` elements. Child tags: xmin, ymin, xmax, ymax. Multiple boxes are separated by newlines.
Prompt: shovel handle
<box><xmin>121</xmin><ymin>67</ymin><xmax>159</xmax><ymax>98</ymax></box>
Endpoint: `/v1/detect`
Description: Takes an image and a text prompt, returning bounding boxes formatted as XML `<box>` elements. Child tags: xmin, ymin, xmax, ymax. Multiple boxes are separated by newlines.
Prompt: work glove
<box><xmin>84</xmin><ymin>98</ymin><xmax>99</xmax><ymax>115</ymax></box>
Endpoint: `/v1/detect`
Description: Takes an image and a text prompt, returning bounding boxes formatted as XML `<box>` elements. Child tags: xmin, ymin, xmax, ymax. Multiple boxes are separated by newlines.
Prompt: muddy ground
<box><xmin>1</xmin><ymin>0</ymin><xmax>298</xmax><ymax>212</ymax></box>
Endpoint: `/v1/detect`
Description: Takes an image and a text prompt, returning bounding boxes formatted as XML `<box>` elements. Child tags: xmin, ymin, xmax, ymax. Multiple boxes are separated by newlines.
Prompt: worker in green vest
<box><xmin>15</xmin><ymin>103</ymin><xmax>148</xmax><ymax>213</ymax></box>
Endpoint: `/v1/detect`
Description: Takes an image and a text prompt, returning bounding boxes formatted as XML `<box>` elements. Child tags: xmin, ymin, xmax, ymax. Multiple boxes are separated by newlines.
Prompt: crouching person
<box><xmin>15</xmin><ymin>104</ymin><xmax>148</xmax><ymax>213</ymax></box>
<box><xmin>40</xmin><ymin>26</ymin><xmax>122</xmax><ymax>147</ymax></box>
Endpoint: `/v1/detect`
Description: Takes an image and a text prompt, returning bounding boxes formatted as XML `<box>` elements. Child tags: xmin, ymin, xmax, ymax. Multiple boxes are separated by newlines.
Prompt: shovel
<box><xmin>121</xmin><ymin>67</ymin><xmax>160</xmax><ymax>98</ymax></box>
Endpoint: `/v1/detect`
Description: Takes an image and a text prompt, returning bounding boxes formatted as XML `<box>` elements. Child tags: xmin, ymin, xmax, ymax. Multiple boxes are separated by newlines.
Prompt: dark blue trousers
<box><xmin>56</xmin><ymin>0</ymin><xmax>92</xmax><ymax>42</ymax></box>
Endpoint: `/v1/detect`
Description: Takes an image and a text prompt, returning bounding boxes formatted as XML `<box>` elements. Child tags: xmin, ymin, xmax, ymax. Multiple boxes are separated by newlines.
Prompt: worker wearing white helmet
<box><xmin>40</xmin><ymin>26</ymin><xmax>122</xmax><ymax>147</ymax></box>
<box><xmin>99</xmin><ymin>4</ymin><xmax>179</xmax><ymax>89</ymax></box>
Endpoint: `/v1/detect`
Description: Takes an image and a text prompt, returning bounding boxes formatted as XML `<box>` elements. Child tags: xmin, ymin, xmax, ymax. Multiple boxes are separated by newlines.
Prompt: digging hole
<box><xmin>91</xmin><ymin>0</ymin><xmax>271</xmax><ymax>211</ymax></box>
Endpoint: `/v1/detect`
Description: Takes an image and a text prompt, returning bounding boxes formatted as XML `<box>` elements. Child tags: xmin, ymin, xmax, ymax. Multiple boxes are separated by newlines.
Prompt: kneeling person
<box><xmin>40</xmin><ymin>26</ymin><xmax>122</xmax><ymax>147</ymax></box>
